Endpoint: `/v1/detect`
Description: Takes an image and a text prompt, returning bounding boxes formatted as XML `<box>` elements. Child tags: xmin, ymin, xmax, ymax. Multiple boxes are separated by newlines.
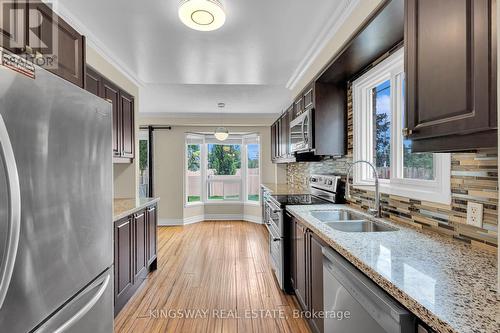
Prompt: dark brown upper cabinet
<box><xmin>85</xmin><ymin>66</ymin><xmax>103</xmax><ymax>98</ymax></box>
<box><xmin>0</xmin><ymin>0</ymin><xmax>25</xmax><ymax>54</ymax></box>
<box><xmin>0</xmin><ymin>1</ymin><xmax>86</xmax><ymax>87</ymax></box>
<box><xmin>85</xmin><ymin>66</ymin><xmax>135</xmax><ymax>163</ymax></box>
<box><xmin>405</xmin><ymin>0</ymin><xmax>497</xmax><ymax>152</ymax></box>
<box><xmin>27</xmin><ymin>1</ymin><xmax>85</xmax><ymax>88</ymax></box>
<box><xmin>120</xmin><ymin>90</ymin><xmax>135</xmax><ymax>159</ymax></box>
<box><xmin>101</xmin><ymin>78</ymin><xmax>121</xmax><ymax>158</ymax></box>
<box><xmin>270</xmin><ymin>106</ymin><xmax>296</xmax><ymax>164</ymax></box>
<box><xmin>312</xmin><ymin>82</ymin><xmax>346</xmax><ymax>156</ymax></box>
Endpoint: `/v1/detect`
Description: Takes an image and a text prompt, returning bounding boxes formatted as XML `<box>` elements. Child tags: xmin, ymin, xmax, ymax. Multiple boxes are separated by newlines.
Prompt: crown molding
<box><xmin>47</xmin><ymin>0</ymin><xmax>144</xmax><ymax>87</ymax></box>
<box><xmin>285</xmin><ymin>0</ymin><xmax>360</xmax><ymax>91</ymax></box>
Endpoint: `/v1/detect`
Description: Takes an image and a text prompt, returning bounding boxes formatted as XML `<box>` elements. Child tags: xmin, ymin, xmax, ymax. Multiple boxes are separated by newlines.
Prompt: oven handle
<box><xmin>265</xmin><ymin>199</ymin><xmax>282</xmax><ymax>214</ymax></box>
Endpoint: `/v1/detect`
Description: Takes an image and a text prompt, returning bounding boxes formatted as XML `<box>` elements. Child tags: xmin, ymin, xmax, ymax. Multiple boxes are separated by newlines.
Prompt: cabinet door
<box><xmin>271</xmin><ymin>123</ymin><xmax>277</xmax><ymax>161</ymax></box>
<box><xmin>114</xmin><ymin>217</ymin><xmax>133</xmax><ymax>310</ymax></box>
<box><xmin>0</xmin><ymin>0</ymin><xmax>25</xmax><ymax>53</ymax></box>
<box><xmin>279</xmin><ymin>113</ymin><xmax>289</xmax><ymax>159</ymax></box>
<box><xmin>85</xmin><ymin>66</ymin><xmax>102</xmax><ymax>97</ymax></box>
<box><xmin>294</xmin><ymin>220</ymin><xmax>308</xmax><ymax>310</ymax></box>
<box><xmin>119</xmin><ymin>91</ymin><xmax>135</xmax><ymax>158</ymax></box>
<box><xmin>405</xmin><ymin>0</ymin><xmax>496</xmax><ymax>149</ymax></box>
<box><xmin>28</xmin><ymin>1</ymin><xmax>85</xmax><ymax>87</ymax></box>
<box><xmin>309</xmin><ymin>232</ymin><xmax>325</xmax><ymax>333</ymax></box>
<box><xmin>134</xmin><ymin>211</ymin><xmax>147</xmax><ymax>281</ymax></box>
<box><xmin>294</xmin><ymin>96</ymin><xmax>304</xmax><ymax>117</ymax></box>
<box><xmin>101</xmin><ymin>79</ymin><xmax>121</xmax><ymax>157</ymax></box>
<box><xmin>304</xmin><ymin>85</ymin><xmax>314</xmax><ymax>111</ymax></box>
<box><xmin>146</xmin><ymin>205</ymin><xmax>157</xmax><ymax>266</ymax></box>
<box><xmin>290</xmin><ymin>215</ymin><xmax>297</xmax><ymax>290</ymax></box>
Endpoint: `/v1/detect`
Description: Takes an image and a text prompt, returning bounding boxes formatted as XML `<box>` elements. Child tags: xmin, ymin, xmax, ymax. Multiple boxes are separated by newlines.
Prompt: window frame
<box><xmin>184</xmin><ymin>135</ymin><xmax>205</xmax><ymax>207</ymax></box>
<box><xmin>184</xmin><ymin>133</ymin><xmax>261</xmax><ymax>207</ymax></box>
<box><xmin>352</xmin><ymin>48</ymin><xmax>451</xmax><ymax>204</ymax></box>
<box><xmin>243</xmin><ymin>135</ymin><xmax>261</xmax><ymax>205</ymax></box>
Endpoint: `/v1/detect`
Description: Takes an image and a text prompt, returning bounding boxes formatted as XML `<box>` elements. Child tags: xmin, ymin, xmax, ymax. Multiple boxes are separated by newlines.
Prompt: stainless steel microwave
<box><xmin>290</xmin><ymin>109</ymin><xmax>313</xmax><ymax>153</ymax></box>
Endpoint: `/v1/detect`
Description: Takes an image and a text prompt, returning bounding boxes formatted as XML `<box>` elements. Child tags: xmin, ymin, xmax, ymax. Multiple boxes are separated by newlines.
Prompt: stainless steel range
<box><xmin>263</xmin><ymin>174</ymin><xmax>344</xmax><ymax>291</ymax></box>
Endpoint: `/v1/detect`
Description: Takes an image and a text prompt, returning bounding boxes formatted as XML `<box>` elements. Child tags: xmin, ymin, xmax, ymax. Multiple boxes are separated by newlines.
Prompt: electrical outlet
<box><xmin>466</xmin><ymin>202</ymin><xmax>483</xmax><ymax>228</ymax></box>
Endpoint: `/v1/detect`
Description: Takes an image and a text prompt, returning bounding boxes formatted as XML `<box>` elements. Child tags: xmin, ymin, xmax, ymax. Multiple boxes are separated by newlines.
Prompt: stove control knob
<box><xmin>326</xmin><ymin>180</ymin><xmax>333</xmax><ymax>186</ymax></box>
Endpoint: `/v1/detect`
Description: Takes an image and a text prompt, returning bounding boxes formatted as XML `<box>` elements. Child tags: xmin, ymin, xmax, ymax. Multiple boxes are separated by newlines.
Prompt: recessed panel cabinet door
<box><xmin>101</xmin><ymin>79</ymin><xmax>121</xmax><ymax>157</ymax></box>
<box><xmin>114</xmin><ymin>217</ymin><xmax>133</xmax><ymax>310</ymax></box>
<box><xmin>405</xmin><ymin>0</ymin><xmax>496</xmax><ymax>143</ymax></box>
<box><xmin>120</xmin><ymin>91</ymin><xmax>135</xmax><ymax>158</ymax></box>
<box><xmin>146</xmin><ymin>205</ymin><xmax>157</xmax><ymax>265</ymax></box>
<box><xmin>27</xmin><ymin>1</ymin><xmax>85</xmax><ymax>87</ymax></box>
<box><xmin>134</xmin><ymin>211</ymin><xmax>147</xmax><ymax>281</ymax></box>
<box><xmin>309</xmin><ymin>232</ymin><xmax>325</xmax><ymax>333</ymax></box>
<box><xmin>294</xmin><ymin>220</ymin><xmax>308</xmax><ymax>311</ymax></box>
<box><xmin>0</xmin><ymin>0</ymin><xmax>25</xmax><ymax>53</ymax></box>
<box><xmin>85</xmin><ymin>67</ymin><xmax>102</xmax><ymax>97</ymax></box>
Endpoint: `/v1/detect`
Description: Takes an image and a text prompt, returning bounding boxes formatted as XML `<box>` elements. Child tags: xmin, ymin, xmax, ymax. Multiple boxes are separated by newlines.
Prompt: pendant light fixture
<box><xmin>214</xmin><ymin>102</ymin><xmax>229</xmax><ymax>141</ymax></box>
<box><xmin>178</xmin><ymin>0</ymin><xmax>226</xmax><ymax>32</ymax></box>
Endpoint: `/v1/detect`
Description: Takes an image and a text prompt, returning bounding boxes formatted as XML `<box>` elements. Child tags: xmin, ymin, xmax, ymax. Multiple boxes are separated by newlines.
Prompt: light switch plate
<box><xmin>466</xmin><ymin>202</ymin><xmax>483</xmax><ymax>228</ymax></box>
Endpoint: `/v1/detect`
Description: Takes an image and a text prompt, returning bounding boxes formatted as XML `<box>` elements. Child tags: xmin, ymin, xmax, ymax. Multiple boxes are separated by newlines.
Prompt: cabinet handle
<box><xmin>147</xmin><ymin>207</ymin><xmax>156</xmax><ymax>212</ymax></box>
<box><xmin>402</xmin><ymin>128</ymin><xmax>414</xmax><ymax>137</ymax></box>
<box><xmin>135</xmin><ymin>213</ymin><xmax>144</xmax><ymax>219</ymax></box>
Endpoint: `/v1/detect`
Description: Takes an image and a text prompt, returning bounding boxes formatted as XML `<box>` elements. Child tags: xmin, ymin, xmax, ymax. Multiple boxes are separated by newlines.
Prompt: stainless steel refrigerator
<box><xmin>0</xmin><ymin>51</ymin><xmax>113</xmax><ymax>332</ymax></box>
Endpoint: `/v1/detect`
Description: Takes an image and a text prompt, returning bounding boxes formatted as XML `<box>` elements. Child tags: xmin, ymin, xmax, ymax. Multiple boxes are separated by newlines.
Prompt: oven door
<box><xmin>267</xmin><ymin>222</ymin><xmax>284</xmax><ymax>290</ymax></box>
<box><xmin>290</xmin><ymin>110</ymin><xmax>313</xmax><ymax>153</ymax></box>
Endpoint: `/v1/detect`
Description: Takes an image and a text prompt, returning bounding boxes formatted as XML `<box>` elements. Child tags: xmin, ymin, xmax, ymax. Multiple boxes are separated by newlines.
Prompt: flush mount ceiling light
<box><xmin>178</xmin><ymin>0</ymin><xmax>226</xmax><ymax>31</ymax></box>
<box><xmin>214</xmin><ymin>102</ymin><xmax>229</xmax><ymax>141</ymax></box>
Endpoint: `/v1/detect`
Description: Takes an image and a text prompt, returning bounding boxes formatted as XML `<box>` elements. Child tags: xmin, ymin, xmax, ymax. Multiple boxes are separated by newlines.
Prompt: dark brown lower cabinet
<box><xmin>293</xmin><ymin>219</ymin><xmax>308</xmax><ymax>311</ymax></box>
<box><xmin>114</xmin><ymin>216</ymin><xmax>134</xmax><ymax>314</ymax></box>
<box><xmin>114</xmin><ymin>203</ymin><xmax>158</xmax><ymax>315</ymax></box>
<box><xmin>289</xmin><ymin>216</ymin><xmax>325</xmax><ymax>333</ymax></box>
<box><xmin>133</xmin><ymin>211</ymin><xmax>147</xmax><ymax>281</ymax></box>
<box><xmin>308</xmin><ymin>231</ymin><xmax>326</xmax><ymax>333</ymax></box>
<box><xmin>146</xmin><ymin>205</ymin><xmax>158</xmax><ymax>267</ymax></box>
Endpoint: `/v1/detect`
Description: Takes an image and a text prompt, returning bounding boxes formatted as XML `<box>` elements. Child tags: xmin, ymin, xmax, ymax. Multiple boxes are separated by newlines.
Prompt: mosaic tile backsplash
<box><xmin>287</xmin><ymin>87</ymin><xmax>498</xmax><ymax>249</ymax></box>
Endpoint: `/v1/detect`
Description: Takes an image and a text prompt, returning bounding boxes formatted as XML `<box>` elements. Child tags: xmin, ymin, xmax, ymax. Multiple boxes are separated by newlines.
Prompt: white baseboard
<box><xmin>183</xmin><ymin>215</ymin><xmax>205</xmax><ymax>225</ymax></box>
<box><xmin>158</xmin><ymin>215</ymin><xmax>262</xmax><ymax>226</ymax></box>
<box><xmin>158</xmin><ymin>218</ymin><xmax>184</xmax><ymax>226</ymax></box>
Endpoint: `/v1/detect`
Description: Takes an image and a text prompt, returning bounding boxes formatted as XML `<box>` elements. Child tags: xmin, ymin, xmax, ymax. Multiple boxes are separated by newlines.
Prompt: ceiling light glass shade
<box><xmin>214</xmin><ymin>127</ymin><xmax>229</xmax><ymax>141</ymax></box>
<box><xmin>178</xmin><ymin>0</ymin><xmax>226</xmax><ymax>31</ymax></box>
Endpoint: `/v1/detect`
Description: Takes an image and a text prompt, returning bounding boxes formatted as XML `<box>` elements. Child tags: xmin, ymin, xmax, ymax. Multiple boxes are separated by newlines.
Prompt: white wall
<box><xmin>86</xmin><ymin>45</ymin><xmax>139</xmax><ymax>199</ymax></box>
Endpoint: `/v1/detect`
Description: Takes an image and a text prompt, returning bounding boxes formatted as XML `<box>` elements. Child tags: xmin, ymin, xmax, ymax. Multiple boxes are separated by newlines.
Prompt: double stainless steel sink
<box><xmin>310</xmin><ymin>210</ymin><xmax>398</xmax><ymax>233</ymax></box>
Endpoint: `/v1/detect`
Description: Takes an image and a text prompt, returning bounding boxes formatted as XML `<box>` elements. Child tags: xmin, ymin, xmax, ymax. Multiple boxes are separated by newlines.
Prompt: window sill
<box><xmin>185</xmin><ymin>202</ymin><xmax>204</xmax><ymax>208</ymax></box>
<box><xmin>352</xmin><ymin>182</ymin><xmax>451</xmax><ymax>205</ymax></box>
<box><xmin>185</xmin><ymin>201</ymin><xmax>262</xmax><ymax>207</ymax></box>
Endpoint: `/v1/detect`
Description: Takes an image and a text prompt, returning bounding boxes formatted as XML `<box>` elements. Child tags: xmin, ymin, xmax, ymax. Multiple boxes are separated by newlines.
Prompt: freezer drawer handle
<box><xmin>0</xmin><ymin>113</ymin><xmax>21</xmax><ymax>310</ymax></box>
<box><xmin>53</xmin><ymin>273</ymin><xmax>110</xmax><ymax>333</ymax></box>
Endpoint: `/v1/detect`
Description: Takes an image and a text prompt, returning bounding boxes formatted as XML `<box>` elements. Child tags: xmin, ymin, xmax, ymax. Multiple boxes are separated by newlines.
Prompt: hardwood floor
<box><xmin>114</xmin><ymin>221</ymin><xmax>311</xmax><ymax>333</ymax></box>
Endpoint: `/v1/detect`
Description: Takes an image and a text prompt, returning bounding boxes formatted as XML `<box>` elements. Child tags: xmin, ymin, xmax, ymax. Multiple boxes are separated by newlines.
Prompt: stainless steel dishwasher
<box><xmin>323</xmin><ymin>248</ymin><xmax>416</xmax><ymax>333</ymax></box>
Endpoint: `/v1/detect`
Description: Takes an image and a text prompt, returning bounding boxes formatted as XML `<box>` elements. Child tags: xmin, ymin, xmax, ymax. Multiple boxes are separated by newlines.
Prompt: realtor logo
<box><xmin>1</xmin><ymin>1</ymin><xmax>59</xmax><ymax>69</ymax></box>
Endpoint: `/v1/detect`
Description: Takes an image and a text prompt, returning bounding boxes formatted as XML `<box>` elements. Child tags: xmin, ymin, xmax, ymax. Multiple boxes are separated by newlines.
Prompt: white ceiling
<box><xmin>56</xmin><ymin>0</ymin><xmax>351</xmax><ymax>115</ymax></box>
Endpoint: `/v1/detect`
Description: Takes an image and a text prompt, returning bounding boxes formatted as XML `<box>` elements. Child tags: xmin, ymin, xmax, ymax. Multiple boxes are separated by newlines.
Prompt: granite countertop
<box><xmin>286</xmin><ymin>204</ymin><xmax>499</xmax><ymax>333</ymax></box>
<box><xmin>114</xmin><ymin>197</ymin><xmax>160</xmax><ymax>221</ymax></box>
<box><xmin>261</xmin><ymin>183</ymin><xmax>310</xmax><ymax>195</ymax></box>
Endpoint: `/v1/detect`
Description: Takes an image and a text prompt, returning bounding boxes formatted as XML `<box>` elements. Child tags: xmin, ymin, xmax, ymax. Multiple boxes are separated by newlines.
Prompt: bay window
<box><xmin>352</xmin><ymin>48</ymin><xmax>451</xmax><ymax>204</ymax></box>
<box><xmin>185</xmin><ymin>133</ymin><xmax>260</xmax><ymax>205</ymax></box>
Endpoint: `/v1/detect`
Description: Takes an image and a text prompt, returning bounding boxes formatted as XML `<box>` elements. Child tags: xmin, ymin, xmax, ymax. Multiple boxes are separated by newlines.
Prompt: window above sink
<box><xmin>352</xmin><ymin>48</ymin><xmax>451</xmax><ymax>205</ymax></box>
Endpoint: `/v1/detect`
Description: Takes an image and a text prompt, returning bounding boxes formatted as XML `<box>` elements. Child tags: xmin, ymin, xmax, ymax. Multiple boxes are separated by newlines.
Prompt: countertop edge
<box><xmin>113</xmin><ymin>198</ymin><xmax>161</xmax><ymax>222</ymax></box>
<box><xmin>286</xmin><ymin>207</ymin><xmax>460</xmax><ymax>333</ymax></box>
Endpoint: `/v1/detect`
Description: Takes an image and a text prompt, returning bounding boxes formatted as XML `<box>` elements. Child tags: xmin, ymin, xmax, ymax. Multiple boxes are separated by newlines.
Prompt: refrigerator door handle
<box><xmin>52</xmin><ymin>273</ymin><xmax>110</xmax><ymax>333</ymax></box>
<box><xmin>0</xmin><ymin>113</ymin><xmax>21</xmax><ymax>310</ymax></box>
